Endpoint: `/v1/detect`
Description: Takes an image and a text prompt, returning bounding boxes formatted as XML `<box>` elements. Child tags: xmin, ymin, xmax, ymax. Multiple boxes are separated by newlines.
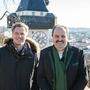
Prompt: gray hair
<box><xmin>11</xmin><ymin>22</ymin><xmax>29</xmax><ymax>33</ymax></box>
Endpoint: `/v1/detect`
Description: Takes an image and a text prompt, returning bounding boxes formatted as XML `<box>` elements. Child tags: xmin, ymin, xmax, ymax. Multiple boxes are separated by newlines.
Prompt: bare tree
<box><xmin>0</xmin><ymin>0</ymin><xmax>16</xmax><ymax>20</ymax></box>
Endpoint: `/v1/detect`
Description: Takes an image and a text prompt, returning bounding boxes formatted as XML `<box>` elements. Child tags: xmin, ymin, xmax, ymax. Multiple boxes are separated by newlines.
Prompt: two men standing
<box><xmin>0</xmin><ymin>22</ymin><xmax>87</xmax><ymax>90</ymax></box>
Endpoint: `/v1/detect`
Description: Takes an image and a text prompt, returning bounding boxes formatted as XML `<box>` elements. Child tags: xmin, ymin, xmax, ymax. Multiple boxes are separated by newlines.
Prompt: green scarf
<box><xmin>52</xmin><ymin>46</ymin><xmax>67</xmax><ymax>90</ymax></box>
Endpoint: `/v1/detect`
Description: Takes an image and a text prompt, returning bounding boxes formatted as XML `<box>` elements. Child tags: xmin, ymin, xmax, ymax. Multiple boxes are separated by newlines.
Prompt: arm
<box><xmin>31</xmin><ymin>64</ymin><xmax>39</xmax><ymax>90</ymax></box>
<box><xmin>31</xmin><ymin>54</ymin><xmax>39</xmax><ymax>90</ymax></box>
<box><xmin>72</xmin><ymin>50</ymin><xmax>87</xmax><ymax>90</ymax></box>
<box><xmin>37</xmin><ymin>51</ymin><xmax>52</xmax><ymax>90</ymax></box>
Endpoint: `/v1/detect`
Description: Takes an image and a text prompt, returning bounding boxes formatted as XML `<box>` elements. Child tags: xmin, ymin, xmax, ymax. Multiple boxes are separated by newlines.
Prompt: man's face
<box><xmin>52</xmin><ymin>27</ymin><xmax>68</xmax><ymax>51</ymax></box>
<box><xmin>12</xmin><ymin>27</ymin><xmax>27</xmax><ymax>47</ymax></box>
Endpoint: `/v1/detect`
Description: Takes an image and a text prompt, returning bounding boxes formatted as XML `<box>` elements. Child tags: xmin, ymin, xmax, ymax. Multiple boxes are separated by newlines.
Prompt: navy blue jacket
<box><xmin>0</xmin><ymin>38</ymin><xmax>39</xmax><ymax>90</ymax></box>
<box><xmin>37</xmin><ymin>45</ymin><xmax>87</xmax><ymax>90</ymax></box>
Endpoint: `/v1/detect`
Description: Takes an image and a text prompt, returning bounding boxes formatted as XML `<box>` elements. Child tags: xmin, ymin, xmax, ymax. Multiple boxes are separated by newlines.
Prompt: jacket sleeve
<box><xmin>31</xmin><ymin>54</ymin><xmax>39</xmax><ymax>90</ymax></box>
<box><xmin>37</xmin><ymin>51</ymin><xmax>52</xmax><ymax>90</ymax></box>
<box><xmin>72</xmin><ymin>50</ymin><xmax>87</xmax><ymax>90</ymax></box>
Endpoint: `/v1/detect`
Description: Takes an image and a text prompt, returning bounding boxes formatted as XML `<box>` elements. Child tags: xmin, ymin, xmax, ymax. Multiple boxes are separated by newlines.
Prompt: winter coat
<box><xmin>0</xmin><ymin>38</ymin><xmax>39</xmax><ymax>90</ymax></box>
<box><xmin>37</xmin><ymin>45</ymin><xmax>87</xmax><ymax>90</ymax></box>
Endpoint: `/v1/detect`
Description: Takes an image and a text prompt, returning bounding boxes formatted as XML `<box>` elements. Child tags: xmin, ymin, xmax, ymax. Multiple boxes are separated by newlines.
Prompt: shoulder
<box><xmin>0</xmin><ymin>46</ymin><xmax>6</xmax><ymax>51</ymax></box>
<box><xmin>69</xmin><ymin>45</ymin><xmax>83</xmax><ymax>58</ymax></box>
<box><xmin>0</xmin><ymin>46</ymin><xmax>6</xmax><ymax>56</ymax></box>
<box><xmin>69</xmin><ymin>45</ymin><xmax>83</xmax><ymax>53</ymax></box>
<box><xmin>41</xmin><ymin>46</ymin><xmax>53</xmax><ymax>53</ymax></box>
<box><xmin>26</xmin><ymin>38</ymin><xmax>40</xmax><ymax>54</ymax></box>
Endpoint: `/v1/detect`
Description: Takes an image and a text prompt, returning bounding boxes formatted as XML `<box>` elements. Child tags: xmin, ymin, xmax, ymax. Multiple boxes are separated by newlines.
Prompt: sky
<box><xmin>0</xmin><ymin>0</ymin><xmax>90</xmax><ymax>28</ymax></box>
<box><xmin>48</xmin><ymin>0</ymin><xmax>90</xmax><ymax>28</ymax></box>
